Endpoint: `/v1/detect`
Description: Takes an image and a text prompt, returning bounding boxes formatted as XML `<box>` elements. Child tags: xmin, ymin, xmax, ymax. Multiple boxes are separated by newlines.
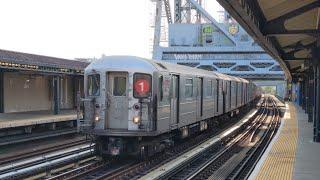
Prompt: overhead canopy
<box><xmin>0</xmin><ymin>49</ymin><xmax>89</xmax><ymax>75</ymax></box>
<box><xmin>217</xmin><ymin>0</ymin><xmax>320</xmax><ymax>81</ymax></box>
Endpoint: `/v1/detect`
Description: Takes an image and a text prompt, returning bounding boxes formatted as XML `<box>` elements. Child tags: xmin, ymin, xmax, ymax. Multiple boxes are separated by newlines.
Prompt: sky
<box><xmin>0</xmin><ymin>0</ymin><xmax>222</xmax><ymax>60</ymax></box>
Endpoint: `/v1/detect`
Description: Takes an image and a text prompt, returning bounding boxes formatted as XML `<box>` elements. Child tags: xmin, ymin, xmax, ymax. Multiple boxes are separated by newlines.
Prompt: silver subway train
<box><xmin>81</xmin><ymin>56</ymin><xmax>260</xmax><ymax>157</ymax></box>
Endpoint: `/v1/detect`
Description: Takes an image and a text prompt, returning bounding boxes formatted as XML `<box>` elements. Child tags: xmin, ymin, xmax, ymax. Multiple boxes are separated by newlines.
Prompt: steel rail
<box><xmin>227</xmin><ymin>98</ymin><xmax>281</xmax><ymax>180</ymax></box>
<box><xmin>137</xmin><ymin>98</ymin><xmax>265</xmax><ymax>180</ymax></box>
<box><xmin>0</xmin><ymin>144</ymin><xmax>94</xmax><ymax>179</ymax></box>
<box><xmin>0</xmin><ymin>128</ymin><xmax>78</xmax><ymax>146</ymax></box>
<box><xmin>104</xmin><ymin>104</ymin><xmax>259</xmax><ymax>180</ymax></box>
<box><xmin>184</xmin><ymin>97</ymin><xmax>281</xmax><ymax>180</ymax></box>
<box><xmin>0</xmin><ymin>139</ymin><xmax>89</xmax><ymax>165</ymax></box>
<box><xmin>47</xmin><ymin>160</ymin><xmax>108</xmax><ymax>180</ymax></box>
<box><xmin>45</xmin><ymin>98</ymin><xmax>261</xmax><ymax>180</ymax></box>
<box><xmin>177</xmin><ymin>98</ymin><xmax>270</xmax><ymax>180</ymax></box>
<box><xmin>0</xmin><ymin>150</ymin><xmax>94</xmax><ymax>180</ymax></box>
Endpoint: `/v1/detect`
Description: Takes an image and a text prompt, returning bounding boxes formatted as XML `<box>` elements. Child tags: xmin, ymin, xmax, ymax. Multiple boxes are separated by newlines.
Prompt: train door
<box><xmin>235</xmin><ymin>82</ymin><xmax>238</xmax><ymax>108</ymax></box>
<box><xmin>222</xmin><ymin>80</ymin><xmax>226</xmax><ymax>113</ymax></box>
<box><xmin>170</xmin><ymin>75</ymin><xmax>179</xmax><ymax>125</ymax></box>
<box><xmin>216</xmin><ymin>79</ymin><xmax>219</xmax><ymax>114</ymax></box>
<box><xmin>200</xmin><ymin>78</ymin><xmax>203</xmax><ymax>116</ymax></box>
<box><xmin>106</xmin><ymin>72</ymin><xmax>129</xmax><ymax>129</ymax></box>
<box><xmin>196</xmin><ymin>77</ymin><xmax>204</xmax><ymax>119</ymax></box>
<box><xmin>229</xmin><ymin>81</ymin><xmax>232</xmax><ymax>109</ymax></box>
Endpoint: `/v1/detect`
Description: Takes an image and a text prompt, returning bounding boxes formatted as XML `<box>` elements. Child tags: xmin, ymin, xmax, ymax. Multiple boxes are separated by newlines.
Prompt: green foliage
<box><xmin>261</xmin><ymin>86</ymin><xmax>276</xmax><ymax>95</ymax></box>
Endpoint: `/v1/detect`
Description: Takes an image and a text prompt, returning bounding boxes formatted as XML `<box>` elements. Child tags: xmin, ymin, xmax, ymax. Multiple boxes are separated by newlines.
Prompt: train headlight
<box><xmin>133</xmin><ymin>116</ymin><xmax>141</xmax><ymax>124</ymax></box>
<box><xmin>95</xmin><ymin>115</ymin><xmax>99</xmax><ymax>121</ymax></box>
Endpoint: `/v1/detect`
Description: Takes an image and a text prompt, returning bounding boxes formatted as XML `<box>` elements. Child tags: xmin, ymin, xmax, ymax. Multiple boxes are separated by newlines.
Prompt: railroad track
<box><xmin>161</xmin><ymin>96</ymin><xmax>281</xmax><ymax>180</ymax></box>
<box><xmin>50</xmin><ymin>129</ymin><xmax>225</xmax><ymax>180</ymax></box>
<box><xmin>0</xmin><ymin>141</ymin><xmax>95</xmax><ymax>179</ymax></box>
<box><xmin>0</xmin><ymin>128</ymin><xmax>78</xmax><ymax>146</ymax></box>
<box><xmin>0</xmin><ymin>138</ymin><xmax>90</xmax><ymax>165</ymax></box>
<box><xmin>49</xmin><ymin>100</ymin><xmax>258</xmax><ymax>180</ymax></box>
<box><xmin>227</xmin><ymin>98</ymin><xmax>281</xmax><ymax>180</ymax></box>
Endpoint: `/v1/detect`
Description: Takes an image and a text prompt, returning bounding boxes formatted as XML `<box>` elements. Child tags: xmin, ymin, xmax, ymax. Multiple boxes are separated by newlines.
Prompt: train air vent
<box><xmin>156</xmin><ymin>63</ymin><xmax>167</xmax><ymax>70</ymax></box>
<box><xmin>177</xmin><ymin>62</ymin><xmax>200</xmax><ymax>67</ymax></box>
<box><xmin>197</xmin><ymin>65</ymin><xmax>217</xmax><ymax>71</ymax></box>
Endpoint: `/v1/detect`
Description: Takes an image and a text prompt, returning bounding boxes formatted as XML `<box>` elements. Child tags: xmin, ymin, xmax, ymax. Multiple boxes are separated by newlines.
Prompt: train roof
<box><xmin>85</xmin><ymin>56</ymin><xmax>158</xmax><ymax>74</ymax></box>
<box><xmin>85</xmin><ymin>56</ymin><xmax>249</xmax><ymax>83</ymax></box>
<box><xmin>150</xmin><ymin>59</ymin><xmax>249</xmax><ymax>83</ymax></box>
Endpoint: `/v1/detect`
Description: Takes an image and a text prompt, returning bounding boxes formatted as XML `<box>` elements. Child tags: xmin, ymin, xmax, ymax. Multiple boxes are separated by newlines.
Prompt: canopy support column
<box><xmin>312</xmin><ymin>44</ymin><xmax>320</xmax><ymax>142</ymax></box>
<box><xmin>314</xmin><ymin>64</ymin><xmax>320</xmax><ymax>141</ymax></box>
<box><xmin>308</xmin><ymin>67</ymin><xmax>314</xmax><ymax>122</ymax></box>
<box><xmin>53</xmin><ymin>76</ymin><xmax>61</xmax><ymax>115</ymax></box>
<box><xmin>0</xmin><ymin>70</ymin><xmax>4</xmax><ymax>113</ymax></box>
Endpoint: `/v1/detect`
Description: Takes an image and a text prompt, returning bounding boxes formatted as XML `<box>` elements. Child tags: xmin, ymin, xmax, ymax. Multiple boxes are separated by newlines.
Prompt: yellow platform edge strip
<box><xmin>255</xmin><ymin>103</ymin><xmax>298</xmax><ymax>180</ymax></box>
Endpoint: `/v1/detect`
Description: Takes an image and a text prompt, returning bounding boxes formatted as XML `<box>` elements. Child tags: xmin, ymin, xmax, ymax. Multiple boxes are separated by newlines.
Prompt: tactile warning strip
<box><xmin>255</xmin><ymin>103</ymin><xmax>298</xmax><ymax>180</ymax></box>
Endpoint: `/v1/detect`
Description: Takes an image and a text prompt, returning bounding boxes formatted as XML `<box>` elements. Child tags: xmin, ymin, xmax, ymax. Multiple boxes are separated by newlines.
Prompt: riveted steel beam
<box><xmin>217</xmin><ymin>0</ymin><xmax>292</xmax><ymax>80</ymax></box>
<box><xmin>265</xmin><ymin>29</ymin><xmax>320</xmax><ymax>37</ymax></box>
<box><xmin>283</xmin><ymin>41</ymin><xmax>317</xmax><ymax>52</ymax></box>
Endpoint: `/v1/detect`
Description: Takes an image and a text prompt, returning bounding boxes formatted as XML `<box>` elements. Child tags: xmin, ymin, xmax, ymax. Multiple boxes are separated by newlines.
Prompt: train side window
<box><xmin>206</xmin><ymin>80</ymin><xmax>212</xmax><ymax>97</ymax></box>
<box><xmin>185</xmin><ymin>78</ymin><xmax>193</xmax><ymax>98</ymax></box>
<box><xmin>88</xmin><ymin>74</ymin><xmax>100</xmax><ymax>96</ymax></box>
<box><xmin>113</xmin><ymin>77</ymin><xmax>127</xmax><ymax>96</ymax></box>
<box><xmin>159</xmin><ymin>76</ymin><xmax>163</xmax><ymax>101</ymax></box>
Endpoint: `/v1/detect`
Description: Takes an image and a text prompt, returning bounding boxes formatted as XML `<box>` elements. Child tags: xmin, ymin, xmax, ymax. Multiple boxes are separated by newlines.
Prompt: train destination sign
<box><xmin>133</xmin><ymin>73</ymin><xmax>152</xmax><ymax>98</ymax></box>
<box><xmin>134</xmin><ymin>79</ymin><xmax>150</xmax><ymax>95</ymax></box>
<box><xmin>134</xmin><ymin>79</ymin><xmax>150</xmax><ymax>94</ymax></box>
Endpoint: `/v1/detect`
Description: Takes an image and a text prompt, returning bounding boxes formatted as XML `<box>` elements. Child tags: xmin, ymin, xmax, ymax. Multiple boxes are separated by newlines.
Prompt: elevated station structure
<box><xmin>151</xmin><ymin>0</ymin><xmax>286</xmax><ymax>97</ymax></box>
<box><xmin>0</xmin><ymin>49</ymin><xmax>88</xmax><ymax>133</ymax></box>
<box><xmin>215</xmin><ymin>0</ymin><xmax>320</xmax><ymax>141</ymax></box>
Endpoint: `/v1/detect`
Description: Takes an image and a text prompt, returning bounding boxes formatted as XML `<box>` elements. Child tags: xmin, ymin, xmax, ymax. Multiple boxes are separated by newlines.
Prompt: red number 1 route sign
<box><xmin>134</xmin><ymin>79</ymin><xmax>150</xmax><ymax>94</ymax></box>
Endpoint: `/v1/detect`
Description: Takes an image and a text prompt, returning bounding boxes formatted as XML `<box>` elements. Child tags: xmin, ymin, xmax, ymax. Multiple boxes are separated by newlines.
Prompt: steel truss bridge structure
<box><xmin>150</xmin><ymin>0</ymin><xmax>286</xmax><ymax>97</ymax></box>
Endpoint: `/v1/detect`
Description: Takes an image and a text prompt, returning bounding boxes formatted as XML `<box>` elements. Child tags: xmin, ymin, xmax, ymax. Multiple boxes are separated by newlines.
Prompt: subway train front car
<box><xmin>83</xmin><ymin>56</ymin><xmax>165</xmax><ymax>157</ymax></box>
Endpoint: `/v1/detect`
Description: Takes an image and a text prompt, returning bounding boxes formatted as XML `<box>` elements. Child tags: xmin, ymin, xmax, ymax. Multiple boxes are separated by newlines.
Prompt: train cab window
<box><xmin>88</xmin><ymin>74</ymin><xmax>100</xmax><ymax>96</ymax></box>
<box><xmin>206</xmin><ymin>80</ymin><xmax>212</xmax><ymax>97</ymax></box>
<box><xmin>185</xmin><ymin>78</ymin><xmax>193</xmax><ymax>98</ymax></box>
<box><xmin>113</xmin><ymin>77</ymin><xmax>127</xmax><ymax>96</ymax></box>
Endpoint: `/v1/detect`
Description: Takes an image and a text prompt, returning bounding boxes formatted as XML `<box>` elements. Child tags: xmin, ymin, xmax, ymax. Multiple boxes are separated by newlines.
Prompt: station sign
<box><xmin>162</xmin><ymin>53</ymin><xmax>270</xmax><ymax>61</ymax></box>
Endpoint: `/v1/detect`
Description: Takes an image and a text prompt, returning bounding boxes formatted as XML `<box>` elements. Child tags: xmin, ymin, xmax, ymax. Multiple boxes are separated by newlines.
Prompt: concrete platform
<box><xmin>0</xmin><ymin>110</ymin><xmax>79</xmax><ymax>129</ymax></box>
<box><xmin>250</xmin><ymin>102</ymin><xmax>320</xmax><ymax>180</ymax></box>
<box><xmin>293</xmin><ymin>105</ymin><xmax>320</xmax><ymax>179</ymax></box>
